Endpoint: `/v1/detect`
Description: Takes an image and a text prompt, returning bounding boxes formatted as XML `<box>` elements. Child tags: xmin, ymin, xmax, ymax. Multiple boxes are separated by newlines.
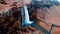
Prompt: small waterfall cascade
<box><xmin>21</xmin><ymin>5</ymin><xmax>33</xmax><ymax>27</ymax></box>
<box><xmin>21</xmin><ymin>5</ymin><xmax>50</xmax><ymax>34</ymax></box>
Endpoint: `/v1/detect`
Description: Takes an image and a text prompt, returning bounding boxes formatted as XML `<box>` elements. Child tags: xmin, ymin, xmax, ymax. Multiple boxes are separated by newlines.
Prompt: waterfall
<box><xmin>21</xmin><ymin>5</ymin><xmax>50</xmax><ymax>34</ymax></box>
<box><xmin>21</xmin><ymin>5</ymin><xmax>33</xmax><ymax>26</ymax></box>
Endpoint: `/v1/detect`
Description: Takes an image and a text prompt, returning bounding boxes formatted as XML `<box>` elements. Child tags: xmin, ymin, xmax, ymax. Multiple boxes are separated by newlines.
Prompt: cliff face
<box><xmin>0</xmin><ymin>0</ymin><xmax>31</xmax><ymax>14</ymax></box>
<box><xmin>34</xmin><ymin>6</ymin><xmax>60</xmax><ymax>34</ymax></box>
<box><xmin>0</xmin><ymin>0</ymin><xmax>60</xmax><ymax>34</ymax></box>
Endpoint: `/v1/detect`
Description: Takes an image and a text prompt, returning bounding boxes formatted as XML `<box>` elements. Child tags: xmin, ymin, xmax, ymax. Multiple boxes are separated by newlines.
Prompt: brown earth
<box><xmin>0</xmin><ymin>0</ymin><xmax>60</xmax><ymax>34</ymax></box>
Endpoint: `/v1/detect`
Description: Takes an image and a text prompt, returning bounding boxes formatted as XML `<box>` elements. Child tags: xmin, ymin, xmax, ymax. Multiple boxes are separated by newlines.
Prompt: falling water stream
<box><xmin>21</xmin><ymin>6</ymin><xmax>33</xmax><ymax>26</ymax></box>
<box><xmin>21</xmin><ymin>5</ymin><xmax>50</xmax><ymax>34</ymax></box>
